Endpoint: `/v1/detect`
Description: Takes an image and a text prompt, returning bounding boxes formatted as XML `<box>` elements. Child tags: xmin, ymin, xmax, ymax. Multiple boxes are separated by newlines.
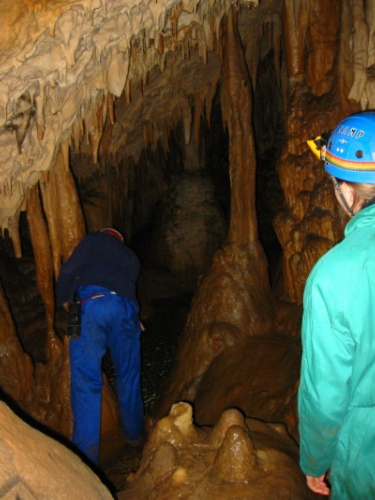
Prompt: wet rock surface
<box><xmin>116</xmin><ymin>402</ymin><xmax>315</xmax><ymax>500</ymax></box>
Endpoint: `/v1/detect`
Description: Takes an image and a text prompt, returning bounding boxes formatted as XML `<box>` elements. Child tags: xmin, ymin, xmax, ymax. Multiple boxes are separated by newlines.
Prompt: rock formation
<box><xmin>0</xmin><ymin>401</ymin><xmax>112</xmax><ymax>499</ymax></box>
<box><xmin>120</xmin><ymin>402</ymin><xmax>314</xmax><ymax>499</ymax></box>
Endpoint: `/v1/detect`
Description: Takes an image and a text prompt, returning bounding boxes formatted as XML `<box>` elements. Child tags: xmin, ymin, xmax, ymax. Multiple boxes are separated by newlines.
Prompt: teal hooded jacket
<box><xmin>298</xmin><ymin>203</ymin><xmax>375</xmax><ymax>500</ymax></box>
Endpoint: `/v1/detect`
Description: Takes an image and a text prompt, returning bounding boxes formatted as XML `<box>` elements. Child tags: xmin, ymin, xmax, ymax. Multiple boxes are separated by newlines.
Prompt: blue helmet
<box><xmin>322</xmin><ymin>112</ymin><xmax>375</xmax><ymax>183</ymax></box>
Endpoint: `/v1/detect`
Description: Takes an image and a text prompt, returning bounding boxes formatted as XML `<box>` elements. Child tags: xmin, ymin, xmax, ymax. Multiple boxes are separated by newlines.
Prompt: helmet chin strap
<box><xmin>332</xmin><ymin>177</ymin><xmax>355</xmax><ymax>218</ymax></box>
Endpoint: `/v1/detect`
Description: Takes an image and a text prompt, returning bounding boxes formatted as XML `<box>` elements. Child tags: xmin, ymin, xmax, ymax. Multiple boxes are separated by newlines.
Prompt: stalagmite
<box><xmin>211</xmin><ymin>425</ymin><xmax>258</xmax><ymax>481</ymax></box>
<box><xmin>121</xmin><ymin>402</ymin><xmax>310</xmax><ymax>499</ymax></box>
<box><xmin>148</xmin><ymin>402</ymin><xmax>201</xmax><ymax>449</ymax></box>
<box><xmin>155</xmin><ymin>5</ymin><xmax>276</xmax><ymax>419</ymax></box>
<box><xmin>209</xmin><ymin>408</ymin><xmax>248</xmax><ymax>447</ymax></box>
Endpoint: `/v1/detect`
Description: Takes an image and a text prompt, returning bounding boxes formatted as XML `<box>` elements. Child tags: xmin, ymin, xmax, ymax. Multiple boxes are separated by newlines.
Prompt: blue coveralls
<box><xmin>57</xmin><ymin>233</ymin><xmax>144</xmax><ymax>464</ymax></box>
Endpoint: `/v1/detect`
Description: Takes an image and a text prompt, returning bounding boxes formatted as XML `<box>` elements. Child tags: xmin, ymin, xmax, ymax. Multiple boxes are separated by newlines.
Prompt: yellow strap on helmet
<box><xmin>307</xmin><ymin>135</ymin><xmax>324</xmax><ymax>160</ymax></box>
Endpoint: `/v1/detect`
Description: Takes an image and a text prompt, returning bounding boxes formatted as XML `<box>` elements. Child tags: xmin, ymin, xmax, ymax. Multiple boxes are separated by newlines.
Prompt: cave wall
<box><xmin>154</xmin><ymin>0</ymin><xmax>375</xmax><ymax>430</ymax></box>
<box><xmin>274</xmin><ymin>0</ymin><xmax>362</xmax><ymax>304</ymax></box>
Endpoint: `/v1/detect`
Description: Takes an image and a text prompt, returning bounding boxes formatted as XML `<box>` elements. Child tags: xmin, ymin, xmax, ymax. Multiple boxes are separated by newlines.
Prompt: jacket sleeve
<box><xmin>298</xmin><ymin>268</ymin><xmax>355</xmax><ymax>477</ymax></box>
<box><xmin>56</xmin><ymin>236</ymin><xmax>91</xmax><ymax>304</ymax></box>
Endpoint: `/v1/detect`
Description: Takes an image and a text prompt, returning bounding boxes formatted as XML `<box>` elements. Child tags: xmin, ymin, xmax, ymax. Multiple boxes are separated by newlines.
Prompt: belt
<box><xmin>80</xmin><ymin>291</ymin><xmax>117</xmax><ymax>305</ymax></box>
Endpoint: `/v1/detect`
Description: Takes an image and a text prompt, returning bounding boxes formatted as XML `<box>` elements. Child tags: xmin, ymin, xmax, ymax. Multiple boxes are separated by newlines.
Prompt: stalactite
<box><xmin>107</xmin><ymin>92</ymin><xmax>115</xmax><ymax>125</ymax></box>
<box><xmin>26</xmin><ymin>184</ymin><xmax>57</xmax><ymax>354</ymax></box>
<box><xmin>364</xmin><ymin>0</ymin><xmax>375</xmax><ymax>108</ymax></box>
<box><xmin>338</xmin><ymin>0</ymin><xmax>356</xmax><ymax>114</ymax></box>
<box><xmin>367</xmin><ymin>0</ymin><xmax>375</xmax><ymax>67</ymax></box>
<box><xmin>306</xmin><ymin>0</ymin><xmax>341</xmax><ymax>96</ymax></box>
<box><xmin>157</xmin><ymin>32</ymin><xmax>164</xmax><ymax>55</ymax></box>
<box><xmin>204</xmin><ymin>82</ymin><xmax>217</xmax><ymax>125</ymax></box>
<box><xmin>88</xmin><ymin>92</ymin><xmax>105</xmax><ymax>165</ymax></box>
<box><xmin>71</xmin><ymin>115</ymin><xmax>84</xmax><ymax>150</ymax></box>
<box><xmin>156</xmin><ymin>6</ymin><xmax>276</xmax><ymax>419</ymax></box>
<box><xmin>39</xmin><ymin>173</ymin><xmax>63</xmax><ymax>280</ymax></box>
<box><xmin>61</xmin><ymin>140</ymin><xmax>70</xmax><ymax>173</ymax></box>
<box><xmin>8</xmin><ymin>209</ymin><xmax>22</xmax><ymax>258</ymax></box>
<box><xmin>204</xmin><ymin>13</ymin><xmax>216</xmax><ymax>52</ymax></box>
<box><xmin>220</xmin><ymin>8</ymin><xmax>261</xmax><ymax>248</ymax></box>
<box><xmin>34</xmin><ymin>82</ymin><xmax>45</xmax><ymax>141</ymax></box>
<box><xmin>11</xmin><ymin>92</ymin><xmax>35</xmax><ymax>154</ymax></box>
<box><xmin>282</xmin><ymin>0</ymin><xmax>309</xmax><ymax>81</ymax></box>
<box><xmin>348</xmin><ymin>0</ymin><xmax>369</xmax><ymax>105</ymax></box>
<box><xmin>171</xmin><ymin>4</ymin><xmax>184</xmax><ymax>40</ymax></box>
<box><xmin>198</xmin><ymin>29</ymin><xmax>208</xmax><ymax>64</ymax></box>
<box><xmin>192</xmin><ymin>93</ymin><xmax>203</xmax><ymax>145</ymax></box>
<box><xmin>52</xmin><ymin>143</ymin><xmax>86</xmax><ymax>260</ymax></box>
<box><xmin>182</xmin><ymin>101</ymin><xmax>192</xmax><ymax>144</ymax></box>
<box><xmin>100</xmin><ymin>115</ymin><xmax>115</xmax><ymax>162</ymax></box>
<box><xmin>107</xmin><ymin>49</ymin><xmax>130</xmax><ymax>98</ymax></box>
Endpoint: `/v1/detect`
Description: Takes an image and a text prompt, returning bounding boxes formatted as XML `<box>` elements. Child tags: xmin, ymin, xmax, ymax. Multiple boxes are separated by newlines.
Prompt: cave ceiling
<box><xmin>0</xmin><ymin>0</ymin><xmax>279</xmax><ymax>233</ymax></box>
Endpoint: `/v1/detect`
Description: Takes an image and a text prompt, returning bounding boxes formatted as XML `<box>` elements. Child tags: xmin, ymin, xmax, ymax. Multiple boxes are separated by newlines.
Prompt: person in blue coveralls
<box><xmin>299</xmin><ymin>112</ymin><xmax>375</xmax><ymax>498</ymax></box>
<box><xmin>57</xmin><ymin>227</ymin><xmax>144</xmax><ymax>464</ymax></box>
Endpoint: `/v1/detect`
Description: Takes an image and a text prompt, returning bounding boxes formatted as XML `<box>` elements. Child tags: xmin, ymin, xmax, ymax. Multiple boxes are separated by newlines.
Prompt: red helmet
<box><xmin>100</xmin><ymin>227</ymin><xmax>124</xmax><ymax>242</ymax></box>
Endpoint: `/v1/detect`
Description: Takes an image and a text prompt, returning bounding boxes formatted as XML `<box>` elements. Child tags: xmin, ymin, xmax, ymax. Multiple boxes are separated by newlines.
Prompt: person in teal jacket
<box><xmin>299</xmin><ymin>112</ymin><xmax>375</xmax><ymax>498</ymax></box>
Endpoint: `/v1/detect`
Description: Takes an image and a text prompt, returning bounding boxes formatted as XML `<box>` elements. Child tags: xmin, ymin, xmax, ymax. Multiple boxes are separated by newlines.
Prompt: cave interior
<box><xmin>0</xmin><ymin>0</ymin><xmax>372</xmax><ymax>497</ymax></box>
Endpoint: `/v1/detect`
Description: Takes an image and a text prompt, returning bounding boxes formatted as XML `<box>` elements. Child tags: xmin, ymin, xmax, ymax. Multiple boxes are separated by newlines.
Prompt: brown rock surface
<box><xmin>0</xmin><ymin>401</ymin><xmax>113</xmax><ymax>499</ymax></box>
<box><xmin>119</xmin><ymin>402</ymin><xmax>314</xmax><ymax>499</ymax></box>
<box><xmin>193</xmin><ymin>336</ymin><xmax>301</xmax><ymax>439</ymax></box>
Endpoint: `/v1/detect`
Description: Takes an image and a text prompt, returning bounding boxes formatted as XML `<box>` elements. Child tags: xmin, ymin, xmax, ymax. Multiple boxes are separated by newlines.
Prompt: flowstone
<box><xmin>119</xmin><ymin>402</ymin><xmax>314</xmax><ymax>499</ymax></box>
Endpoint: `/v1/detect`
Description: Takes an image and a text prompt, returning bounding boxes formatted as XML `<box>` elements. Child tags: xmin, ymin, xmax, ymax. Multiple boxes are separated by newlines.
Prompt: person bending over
<box><xmin>57</xmin><ymin>227</ymin><xmax>144</xmax><ymax>464</ymax></box>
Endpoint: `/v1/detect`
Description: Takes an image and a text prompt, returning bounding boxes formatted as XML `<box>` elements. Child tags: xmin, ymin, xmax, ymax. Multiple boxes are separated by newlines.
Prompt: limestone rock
<box><xmin>0</xmin><ymin>401</ymin><xmax>113</xmax><ymax>500</ymax></box>
<box><xmin>119</xmin><ymin>402</ymin><xmax>312</xmax><ymax>499</ymax></box>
